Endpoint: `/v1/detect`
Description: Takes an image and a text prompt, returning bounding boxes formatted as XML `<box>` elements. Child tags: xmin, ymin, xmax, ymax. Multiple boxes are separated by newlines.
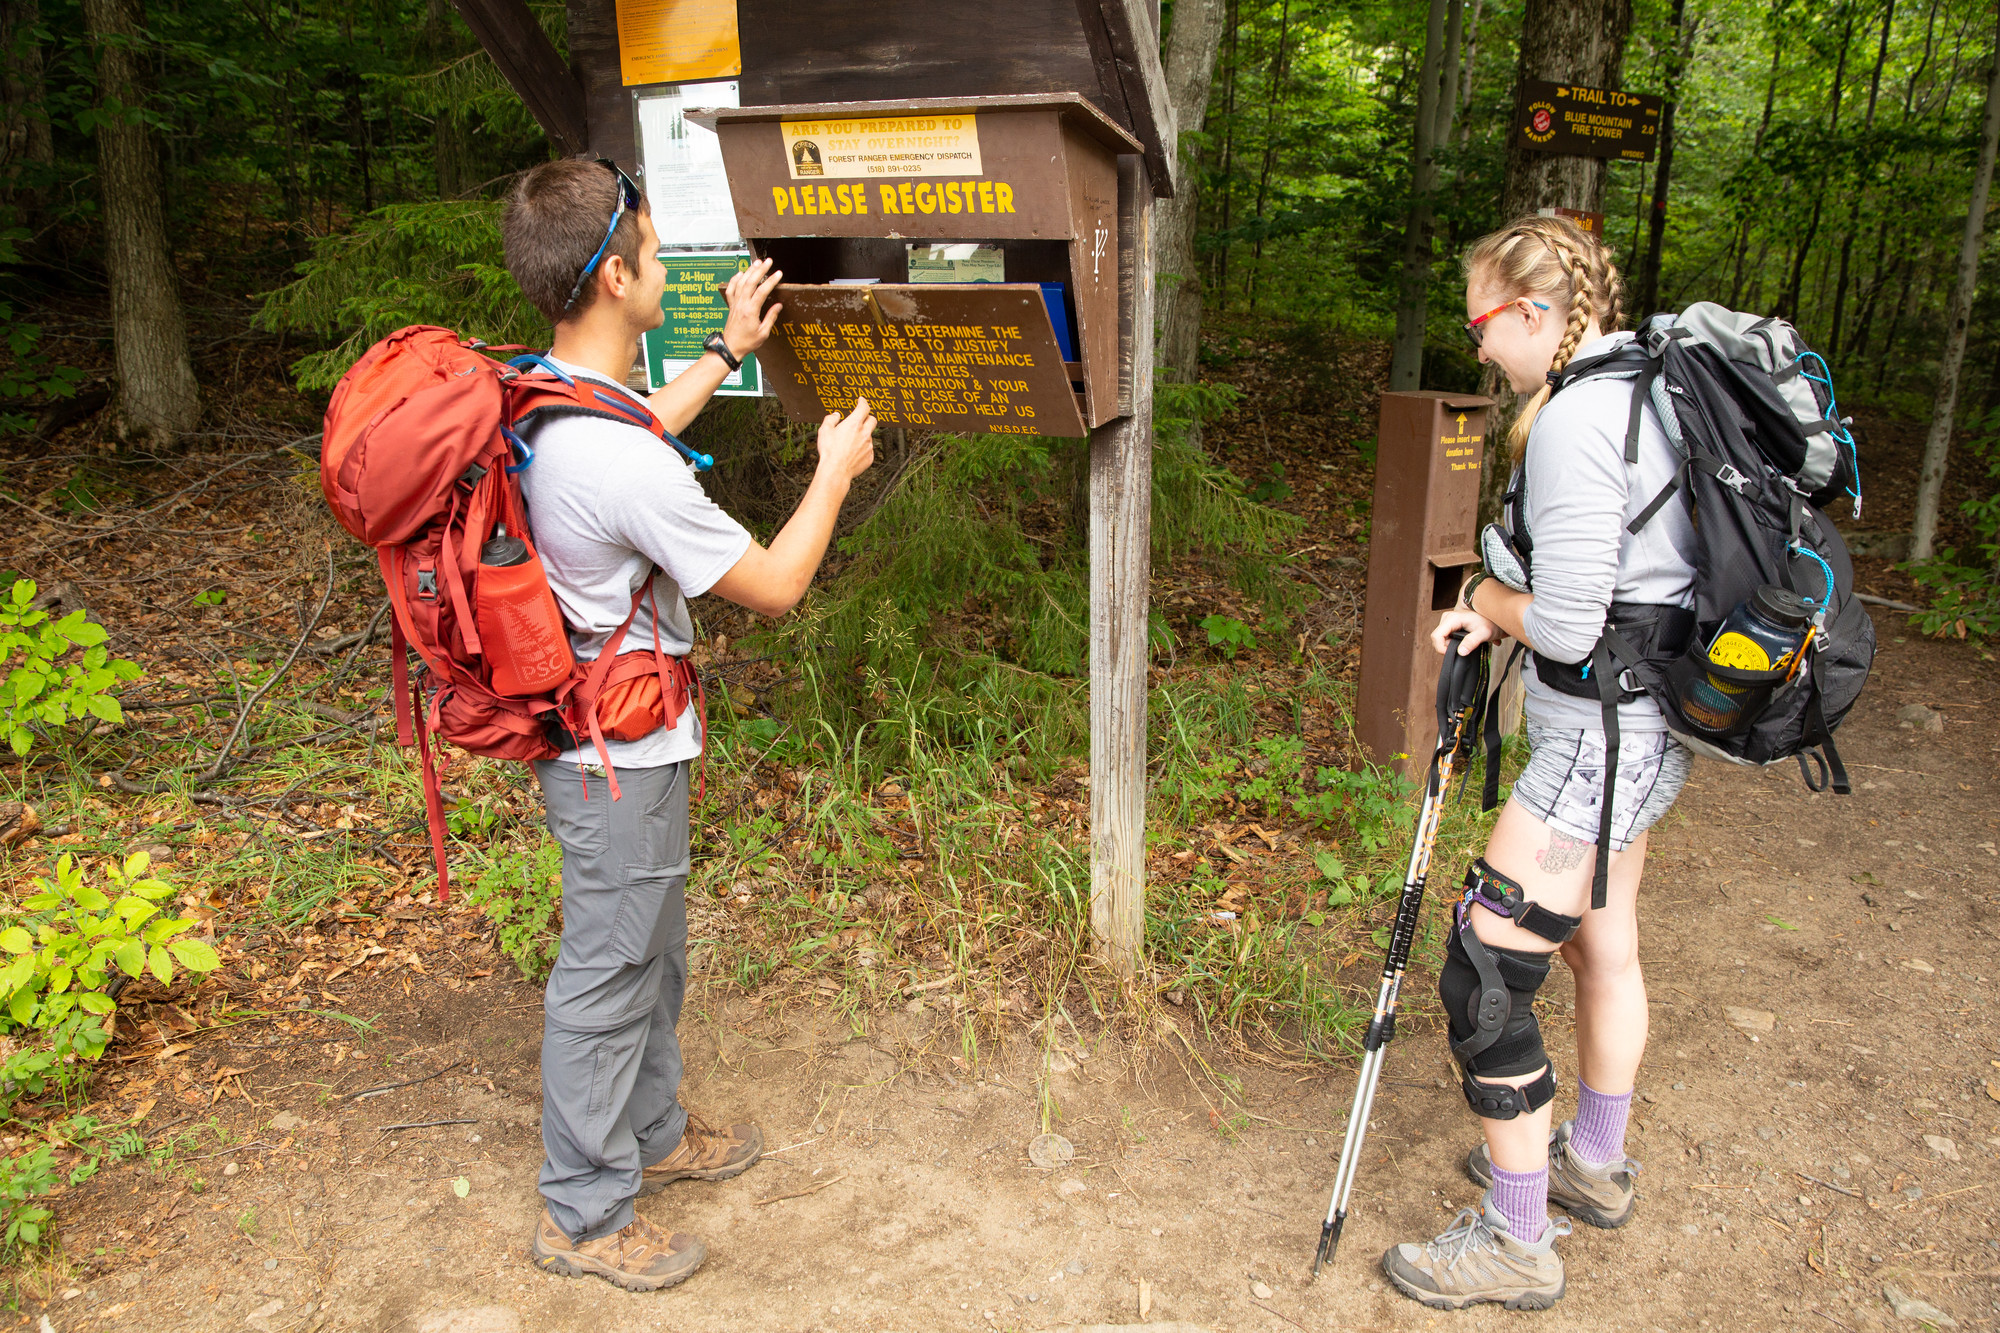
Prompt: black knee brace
<box><xmin>1436</xmin><ymin>859</ymin><xmax>1583</xmax><ymax>1120</ymax></box>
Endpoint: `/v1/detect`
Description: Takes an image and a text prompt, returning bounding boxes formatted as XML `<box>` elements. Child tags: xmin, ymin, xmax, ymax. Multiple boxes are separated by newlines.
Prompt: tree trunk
<box><xmin>1155</xmin><ymin>0</ymin><xmax>1227</xmax><ymax>382</ymax></box>
<box><xmin>1829</xmin><ymin>0</ymin><xmax>1896</xmax><ymax>361</ymax></box>
<box><xmin>1497</xmin><ymin>0</ymin><xmax>1633</xmax><ymax>222</ymax></box>
<box><xmin>1244</xmin><ymin>0</ymin><xmax>1294</xmax><ymax>313</ymax></box>
<box><xmin>1910</xmin><ymin>9</ymin><xmax>2000</xmax><ymax>561</ymax></box>
<box><xmin>424</xmin><ymin>0</ymin><xmax>480</xmax><ymax>198</ymax></box>
<box><xmin>1634</xmin><ymin>0</ymin><xmax>1690</xmax><ymax>319</ymax></box>
<box><xmin>1209</xmin><ymin>0</ymin><xmax>1239</xmax><ymax>313</ymax></box>
<box><xmin>1779</xmin><ymin>5</ymin><xmax>1854</xmax><ymax>323</ymax></box>
<box><xmin>1457</xmin><ymin>0</ymin><xmax>1484</xmax><ymax>144</ymax></box>
<box><xmin>1</xmin><ymin>0</ymin><xmax>54</xmax><ymax>228</ymax></box>
<box><xmin>1728</xmin><ymin>11</ymin><xmax>1787</xmax><ymax>307</ymax></box>
<box><xmin>1389</xmin><ymin>0</ymin><xmax>1454</xmax><ymax>391</ymax></box>
<box><xmin>1485</xmin><ymin>0</ymin><xmax>1631</xmax><ymax>522</ymax></box>
<box><xmin>80</xmin><ymin>0</ymin><xmax>199</xmax><ymax>450</ymax></box>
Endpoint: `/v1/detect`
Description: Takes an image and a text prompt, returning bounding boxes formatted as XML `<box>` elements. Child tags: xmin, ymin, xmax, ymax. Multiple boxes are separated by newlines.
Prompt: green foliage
<box><xmin>0</xmin><ymin>579</ymin><xmax>142</xmax><ymax>756</ymax></box>
<box><xmin>191</xmin><ymin>588</ymin><xmax>227</xmax><ymax>607</ymax></box>
<box><xmin>446</xmin><ymin>793</ymin><xmax>504</xmax><ymax>842</ymax></box>
<box><xmin>0</xmin><ymin>852</ymin><xmax>220</xmax><ymax>1042</ymax></box>
<box><xmin>256</xmin><ymin>201</ymin><xmax>547</xmax><ymax>389</ymax></box>
<box><xmin>464</xmin><ymin>837</ymin><xmax>563</xmax><ymax>979</ymax></box>
<box><xmin>0</xmin><ymin>229</ymin><xmax>86</xmax><ymax>437</ymax></box>
<box><xmin>1906</xmin><ymin>412</ymin><xmax>2000</xmax><ymax>641</ymax></box>
<box><xmin>1245</xmin><ymin>462</ymin><xmax>1293</xmax><ymax>503</ymax></box>
<box><xmin>1200</xmin><ymin>614</ymin><xmax>1257</xmax><ymax>658</ymax></box>
<box><xmin>1194</xmin><ymin>0</ymin><xmax>1999</xmax><ymax>405</ymax></box>
<box><xmin>0</xmin><ymin>1144</ymin><xmax>56</xmax><ymax>1252</ymax></box>
<box><xmin>758</xmin><ymin>378</ymin><xmax>1303</xmax><ymax>762</ymax></box>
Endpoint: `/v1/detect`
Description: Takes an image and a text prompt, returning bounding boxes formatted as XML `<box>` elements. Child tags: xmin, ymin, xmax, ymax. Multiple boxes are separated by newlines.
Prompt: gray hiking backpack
<box><xmin>1484</xmin><ymin>303</ymin><xmax>1873</xmax><ymax>905</ymax></box>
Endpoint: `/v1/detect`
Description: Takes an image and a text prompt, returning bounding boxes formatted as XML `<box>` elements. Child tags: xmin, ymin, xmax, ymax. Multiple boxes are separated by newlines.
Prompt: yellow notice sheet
<box><xmin>617</xmin><ymin>0</ymin><xmax>740</xmax><ymax>86</ymax></box>
<box><xmin>780</xmin><ymin>114</ymin><xmax>981</xmax><ymax>180</ymax></box>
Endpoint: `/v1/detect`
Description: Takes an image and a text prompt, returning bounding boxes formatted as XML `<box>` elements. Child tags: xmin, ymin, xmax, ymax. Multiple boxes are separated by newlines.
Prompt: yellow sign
<box><xmin>616</xmin><ymin>0</ymin><xmax>741</xmax><ymax>87</ymax></box>
<box><xmin>780</xmin><ymin>114</ymin><xmax>981</xmax><ymax>180</ymax></box>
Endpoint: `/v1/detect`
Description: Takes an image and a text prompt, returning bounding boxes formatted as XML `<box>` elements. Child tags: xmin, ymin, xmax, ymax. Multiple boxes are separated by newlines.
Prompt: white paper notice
<box><xmin>635</xmin><ymin>79</ymin><xmax>741</xmax><ymax>248</ymax></box>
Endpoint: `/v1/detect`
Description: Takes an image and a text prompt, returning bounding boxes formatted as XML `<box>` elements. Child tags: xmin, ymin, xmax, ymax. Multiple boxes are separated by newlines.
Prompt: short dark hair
<box><xmin>501</xmin><ymin>159</ymin><xmax>650</xmax><ymax>324</ymax></box>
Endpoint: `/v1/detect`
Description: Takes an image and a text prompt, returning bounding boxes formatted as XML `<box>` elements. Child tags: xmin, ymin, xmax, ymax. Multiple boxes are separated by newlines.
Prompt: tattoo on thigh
<box><xmin>1535</xmin><ymin>831</ymin><xmax>1594</xmax><ymax>874</ymax></box>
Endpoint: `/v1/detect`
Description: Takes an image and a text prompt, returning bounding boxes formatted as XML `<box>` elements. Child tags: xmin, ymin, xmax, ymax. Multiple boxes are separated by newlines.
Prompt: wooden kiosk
<box><xmin>451</xmin><ymin>0</ymin><xmax>1176</xmax><ymax>977</ymax></box>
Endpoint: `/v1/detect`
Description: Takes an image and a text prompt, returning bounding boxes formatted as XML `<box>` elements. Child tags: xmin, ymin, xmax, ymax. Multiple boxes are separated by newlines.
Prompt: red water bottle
<box><xmin>473</xmin><ymin>524</ymin><xmax>574</xmax><ymax>697</ymax></box>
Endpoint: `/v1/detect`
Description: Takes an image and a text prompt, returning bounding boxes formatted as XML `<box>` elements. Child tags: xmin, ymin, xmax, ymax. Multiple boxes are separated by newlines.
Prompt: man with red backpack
<box><xmin>498</xmin><ymin>158</ymin><xmax>876</xmax><ymax>1291</ymax></box>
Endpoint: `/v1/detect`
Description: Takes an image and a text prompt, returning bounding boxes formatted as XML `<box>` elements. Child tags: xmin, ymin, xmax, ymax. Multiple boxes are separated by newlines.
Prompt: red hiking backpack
<box><xmin>320</xmin><ymin>325</ymin><xmax>707</xmax><ymax>895</ymax></box>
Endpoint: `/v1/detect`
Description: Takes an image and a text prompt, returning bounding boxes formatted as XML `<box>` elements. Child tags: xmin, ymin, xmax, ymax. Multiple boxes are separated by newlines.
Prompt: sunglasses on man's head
<box><xmin>561</xmin><ymin>159</ymin><xmax>645</xmax><ymax>315</ymax></box>
<box><xmin>1463</xmin><ymin>297</ymin><xmax>1550</xmax><ymax>349</ymax></box>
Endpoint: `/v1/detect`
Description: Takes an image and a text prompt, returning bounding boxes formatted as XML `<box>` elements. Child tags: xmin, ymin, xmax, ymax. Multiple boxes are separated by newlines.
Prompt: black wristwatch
<box><xmin>1459</xmin><ymin>568</ymin><xmax>1491</xmax><ymax>610</ymax></box>
<box><xmin>703</xmin><ymin>332</ymin><xmax>741</xmax><ymax>371</ymax></box>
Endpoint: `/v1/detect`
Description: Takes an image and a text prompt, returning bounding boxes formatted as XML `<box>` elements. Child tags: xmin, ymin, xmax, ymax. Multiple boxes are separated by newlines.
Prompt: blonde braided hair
<box><xmin>1462</xmin><ymin>216</ymin><xmax>1625</xmax><ymax>464</ymax></box>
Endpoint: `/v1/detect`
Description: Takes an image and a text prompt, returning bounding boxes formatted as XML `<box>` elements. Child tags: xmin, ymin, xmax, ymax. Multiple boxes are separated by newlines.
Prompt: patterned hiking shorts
<box><xmin>1510</xmin><ymin>725</ymin><xmax>1692</xmax><ymax>852</ymax></box>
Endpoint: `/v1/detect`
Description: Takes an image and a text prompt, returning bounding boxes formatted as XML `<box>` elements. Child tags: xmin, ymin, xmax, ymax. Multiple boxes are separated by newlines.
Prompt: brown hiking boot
<box><xmin>1382</xmin><ymin>1196</ymin><xmax>1571</xmax><ymax>1311</ymax></box>
<box><xmin>638</xmin><ymin>1108</ymin><xmax>763</xmax><ymax>1195</ymax></box>
<box><xmin>1466</xmin><ymin>1119</ymin><xmax>1641</xmax><ymax>1229</ymax></box>
<box><xmin>530</xmin><ymin>1208</ymin><xmax>704</xmax><ymax>1292</ymax></box>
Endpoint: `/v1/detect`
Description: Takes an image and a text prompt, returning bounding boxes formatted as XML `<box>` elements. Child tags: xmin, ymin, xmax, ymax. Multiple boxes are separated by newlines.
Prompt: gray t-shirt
<box><xmin>517</xmin><ymin>356</ymin><xmax>751</xmax><ymax>767</ymax></box>
<box><xmin>1516</xmin><ymin>332</ymin><xmax>1698</xmax><ymax>732</ymax></box>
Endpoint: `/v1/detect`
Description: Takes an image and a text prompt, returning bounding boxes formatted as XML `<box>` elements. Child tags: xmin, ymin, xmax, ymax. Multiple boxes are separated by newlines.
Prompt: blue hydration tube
<box><xmin>506</xmin><ymin>354</ymin><xmax>713</xmax><ymax>472</ymax></box>
<box><xmin>1795</xmin><ymin>350</ymin><xmax>1863</xmax><ymax>518</ymax></box>
<box><xmin>1790</xmin><ymin>540</ymin><xmax>1837</xmax><ymax>630</ymax></box>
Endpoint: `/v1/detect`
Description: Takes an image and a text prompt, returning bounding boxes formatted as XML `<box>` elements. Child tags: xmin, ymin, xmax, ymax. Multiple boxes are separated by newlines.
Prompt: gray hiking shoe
<box><xmin>1466</xmin><ymin>1119</ymin><xmax>1640</xmax><ymax>1229</ymax></box>
<box><xmin>1381</xmin><ymin>1194</ymin><xmax>1571</xmax><ymax>1311</ymax></box>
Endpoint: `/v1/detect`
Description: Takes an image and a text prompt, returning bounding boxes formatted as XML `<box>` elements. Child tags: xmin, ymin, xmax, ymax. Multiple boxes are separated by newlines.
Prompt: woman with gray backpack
<box><xmin>1378</xmin><ymin>213</ymin><xmax>1868</xmax><ymax>1311</ymax></box>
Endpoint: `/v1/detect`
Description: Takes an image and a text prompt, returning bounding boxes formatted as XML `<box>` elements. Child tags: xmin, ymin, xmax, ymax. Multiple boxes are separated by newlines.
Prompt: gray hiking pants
<box><xmin>533</xmin><ymin>759</ymin><xmax>692</xmax><ymax>1242</ymax></box>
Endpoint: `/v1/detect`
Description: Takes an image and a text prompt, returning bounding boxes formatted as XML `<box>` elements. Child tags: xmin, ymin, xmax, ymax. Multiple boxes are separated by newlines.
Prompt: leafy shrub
<box><xmin>465</xmin><ymin>838</ymin><xmax>563</xmax><ymax>979</ymax></box>
<box><xmin>0</xmin><ymin>228</ymin><xmax>87</xmax><ymax>438</ymax></box>
<box><xmin>1201</xmin><ymin>613</ymin><xmax>1258</xmax><ymax>658</ymax></box>
<box><xmin>0</xmin><ymin>579</ymin><xmax>142</xmax><ymax>755</ymax></box>
<box><xmin>0</xmin><ymin>1144</ymin><xmax>56</xmax><ymax>1251</ymax></box>
<box><xmin>0</xmin><ymin>852</ymin><xmax>220</xmax><ymax>1045</ymax></box>
<box><xmin>1906</xmin><ymin>411</ymin><xmax>2000</xmax><ymax>641</ymax></box>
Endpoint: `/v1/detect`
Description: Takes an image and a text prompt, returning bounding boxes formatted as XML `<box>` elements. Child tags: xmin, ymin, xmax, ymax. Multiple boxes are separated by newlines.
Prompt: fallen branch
<box><xmin>1797</xmin><ymin>1171</ymin><xmax>1863</xmax><ymax>1199</ymax></box>
<box><xmin>1854</xmin><ymin>593</ymin><xmax>1921</xmax><ymax>613</ymax></box>
<box><xmin>754</xmin><ymin>1173</ymin><xmax>848</xmax><ymax>1205</ymax></box>
<box><xmin>377</xmin><ymin>1118</ymin><xmax>477</xmax><ymax>1133</ymax></box>
<box><xmin>201</xmin><ymin>546</ymin><xmax>337</xmax><ymax>783</ymax></box>
<box><xmin>347</xmin><ymin>1060</ymin><xmax>464</xmax><ymax>1100</ymax></box>
<box><xmin>310</xmin><ymin>597</ymin><xmax>392</xmax><ymax>656</ymax></box>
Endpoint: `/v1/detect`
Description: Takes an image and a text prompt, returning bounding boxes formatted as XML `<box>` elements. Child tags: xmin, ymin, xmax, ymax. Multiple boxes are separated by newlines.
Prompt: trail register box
<box><xmin>688</xmin><ymin>94</ymin><xmax>1139</xmax><ymax>437</ymax></box>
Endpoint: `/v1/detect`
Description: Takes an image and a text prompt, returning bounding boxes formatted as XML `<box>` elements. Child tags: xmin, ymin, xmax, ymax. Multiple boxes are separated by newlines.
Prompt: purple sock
<box><xmin>1571</xmin><ymin>1078</ymin><xmax>1633</xmax><ymax>1166</ymax></box>
<box><xmin>1488</xmin><ymin>1162</ymin><xmax>1548</xmax><ymax>1244</ymax></box>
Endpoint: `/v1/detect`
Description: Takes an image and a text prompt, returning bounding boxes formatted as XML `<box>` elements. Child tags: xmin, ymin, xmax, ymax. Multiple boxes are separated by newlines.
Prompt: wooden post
<box><xmin>452</xmin><ymin>0</ymin><xmax>589</xmax><ymax>155</ymax></box>
<box><xmin>1089</xmin><ymin>151</ymin><xmax>1153</xmax><ymax>977</ymax></box>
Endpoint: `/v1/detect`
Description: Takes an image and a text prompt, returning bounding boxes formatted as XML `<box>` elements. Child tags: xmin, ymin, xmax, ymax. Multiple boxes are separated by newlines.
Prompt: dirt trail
<box><xmin>32</xmin><ymin>608</ymin><xmax>2000</xmax><ymax>1333</ymax></box>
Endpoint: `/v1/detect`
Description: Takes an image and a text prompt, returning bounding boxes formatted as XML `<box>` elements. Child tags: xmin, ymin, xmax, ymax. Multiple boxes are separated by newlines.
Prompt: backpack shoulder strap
<box><xmin>506</xmin><ymin>372</ymin><xmax>714</xmax><ymax>472</ymax></box>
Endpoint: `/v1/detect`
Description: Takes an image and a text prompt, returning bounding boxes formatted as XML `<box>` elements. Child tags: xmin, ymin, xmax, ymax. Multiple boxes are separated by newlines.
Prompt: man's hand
<box><xmin>706</xmin><ymin>397</ymin><xmax>878</xmax><ymax>619</ymax></box>
<box><xmin>816</xmin><ymin>397</ymin><xmax>876</xmax><ymax>484</ymax></box>
<box><xmin>720</xmin><ymin>258</ymin><xmax>783</xmax><ymax>359</ymax></box>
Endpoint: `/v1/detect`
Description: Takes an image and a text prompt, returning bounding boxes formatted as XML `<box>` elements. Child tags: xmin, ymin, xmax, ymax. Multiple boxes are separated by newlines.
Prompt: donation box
<box><xmin>690</xmin><ymin>94</ymin><xmax>1138</xmax><ymax>437</ymax></box>
<box><xmin>1357</xmin><ymin>392</ymin><xmax>1492</xmax><ymax>777</ymax></box>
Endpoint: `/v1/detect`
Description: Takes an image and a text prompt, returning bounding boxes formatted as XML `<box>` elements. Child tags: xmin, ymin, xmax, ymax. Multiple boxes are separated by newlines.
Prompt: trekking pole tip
<box><xmin>1312</xmin><ymin>1214</ymin><xmax>1343</xmax><ymax>1277</ymax></box>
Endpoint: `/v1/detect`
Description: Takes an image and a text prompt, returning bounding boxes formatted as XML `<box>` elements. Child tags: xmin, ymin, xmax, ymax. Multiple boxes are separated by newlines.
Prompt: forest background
<box><xmin>0</xmin><ymin>0</ymin><xmax>1991</xmax><ymax>1274</ymax></box>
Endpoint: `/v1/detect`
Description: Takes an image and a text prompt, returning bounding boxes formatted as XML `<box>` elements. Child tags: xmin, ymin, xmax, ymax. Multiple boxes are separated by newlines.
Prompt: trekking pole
<box><xmin>1312</xmin><ymin>630</ymin><xmax>1490</xmax><ymax>1277</ymax></box>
